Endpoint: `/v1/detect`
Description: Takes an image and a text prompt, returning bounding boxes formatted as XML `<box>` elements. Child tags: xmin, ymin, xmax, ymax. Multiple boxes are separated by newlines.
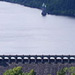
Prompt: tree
<box><xmin>3</xmin><ymin>66</ymin><xmax>23</xmax><ymax>75</ymax></box>
<box><xmin>57</xmin><ymin>67</ymin><xmax>68</xmax><ymax>75</ymax></box>
<box><xmin>68</xmin><ymin>67</ymin><xmax>75</xmax><ymax>75</ymax></box>
<box><xmin>3</xmin><ymin>67</ymin><xmax>36</xmax><ymax>75</ymax></box>
<box><xmin>2</xmin><ymin>0</ymin><xmax>75</xmax><ymax>17</ymax></box>
<box><xmin>28</xmin><ymin>69</ymin><xmax>36</xmax><ymax>75</ymax></box>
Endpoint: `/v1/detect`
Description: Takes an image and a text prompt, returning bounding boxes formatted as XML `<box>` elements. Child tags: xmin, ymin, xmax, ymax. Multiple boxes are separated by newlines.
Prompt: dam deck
<box><xmin>0</xmin><ymin>55</ymin><xmax>75</xmax><ymax>63</ymax></box>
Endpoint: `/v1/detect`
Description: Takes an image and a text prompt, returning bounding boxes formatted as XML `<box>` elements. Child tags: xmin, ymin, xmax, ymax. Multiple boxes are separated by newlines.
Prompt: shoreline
<box><xmin>1</xmin><ymin>0</ymin><xmax>75</xmax><ymax>18</ymax></box>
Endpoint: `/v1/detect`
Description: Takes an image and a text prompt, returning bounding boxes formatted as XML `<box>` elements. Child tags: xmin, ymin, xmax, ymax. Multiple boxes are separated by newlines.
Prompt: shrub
<box><xmin>3</xmin><ymin>67</ymin><xmax>36</xmax><ymax>75</ymax></box>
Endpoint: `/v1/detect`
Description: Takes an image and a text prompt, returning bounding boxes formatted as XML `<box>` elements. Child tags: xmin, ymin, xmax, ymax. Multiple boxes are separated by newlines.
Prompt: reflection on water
<box><xmin>0</xmin><ymin>1</ymin><xmax>75</xmax><ymax>55</ymax></box>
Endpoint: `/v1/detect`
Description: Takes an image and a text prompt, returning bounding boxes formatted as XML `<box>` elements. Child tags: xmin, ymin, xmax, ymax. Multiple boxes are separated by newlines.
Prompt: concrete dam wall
<box><xmin>0</xmin><ymin>55</ymin><xmax>75</xmax><ymax>64</ymax></box>
<box><xmin>0</xmin><ymin>55</ymin><xmax>75</xmax><ymax>75</ymax></box>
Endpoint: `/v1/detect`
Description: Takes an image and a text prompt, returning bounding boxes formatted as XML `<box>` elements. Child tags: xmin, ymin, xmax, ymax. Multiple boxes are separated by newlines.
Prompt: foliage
<box><xmin>28</xmin><ymin>69</ymin><xmax>36</xmax><ymax>75</ymax></box>
<box><xmin>48</xmin><ymin>74</ymin><xmax>51</xmax><ymax>75</ymax></box>
<box><xmin>57</xmin><ymin>67</ymin><xmax>68</xmax><ymax>75</ymax></box>
<box><xmin>3</xmin><ymin>66</ymin><xmax>75</xmax><ymax>75</ymax></box>
<box><xmin>1</xmin><ymin>0</ymin><xmax>75</xmax><ymax>17</ymax></box>
<box><xmin>3</xmin><ymin>66</ymin><xmax>23</xmax><ymax>75</ymax></box>
<box><xmin>3</xmin><ymin>67</ymin><xmax>36</xmax><ymax>75</ymax></box>
<box><xmin>68</xmin><ymin>67</ymin><xmax>75</xmax><ymax>75</ymax></box>
<box><xmin>57</xmin><ymin>67</ymin><xmax>75</xmax><ymax>75</ymax></box>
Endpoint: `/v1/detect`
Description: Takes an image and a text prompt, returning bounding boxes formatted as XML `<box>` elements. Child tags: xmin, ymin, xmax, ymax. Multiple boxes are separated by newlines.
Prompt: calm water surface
<box><xmin>0</xmin><ymin>1</ymin><xmax>75</xmax><ymax>55</ymax></box>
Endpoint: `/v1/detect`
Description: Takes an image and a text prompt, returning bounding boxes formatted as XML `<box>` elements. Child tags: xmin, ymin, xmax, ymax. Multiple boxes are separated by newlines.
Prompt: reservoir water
<box><xmin>0</xmin><ymin>1</ymin><xmax>75</xmax><ymax>55</ymax></box>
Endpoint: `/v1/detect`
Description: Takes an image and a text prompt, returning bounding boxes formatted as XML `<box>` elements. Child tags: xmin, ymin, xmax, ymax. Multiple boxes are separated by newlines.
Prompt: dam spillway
<box><xmin>1</xmin><ymin>55</ymin><xmax>75</xmax><ymax>75</ymax></box>
<box><xmin>0</xmin><ymin>55</ymin><xmax>75</xmax><ymax>64</ymax></box>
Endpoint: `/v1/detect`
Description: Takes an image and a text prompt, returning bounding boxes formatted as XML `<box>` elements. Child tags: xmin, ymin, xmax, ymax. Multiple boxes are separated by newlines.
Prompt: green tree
<box><xmin>57</xmin><ymin>67</ymin><xmax>68</xmax><ymax>75</ymax></box>
<box><xmin>48</xmin><ymin>74</ymin><xmax>51</xmax><ymax>75</ymax></box>
<box><xmin>28</xmin><ymin>69</ymin><xmax>35</xmax><ymax>75</ymax></box>
<box><xmin>3</xmin><ymin>67</ymin><xmax>36</xmax><ymax>75</ymax></box>
<box><xmin>2</xmin><ymin>0</ymin><xmax>75</xmax><ymax>17</ymax></box>
<box><xmin>3</xmin><ymin>66</ymin><xmax>23</xmax><ymax>75</ymax></box>
<box><xmin>68</xmin><ymin>67</ymin><xmax>75</xmax><ymax>75</ymax></box>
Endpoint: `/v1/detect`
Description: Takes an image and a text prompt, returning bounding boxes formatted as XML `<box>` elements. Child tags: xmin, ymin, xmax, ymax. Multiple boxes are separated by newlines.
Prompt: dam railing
<box><xmin>0</xmin><ymin>55</ymin><xmax>75</xmax><ymax>64</ymax></box>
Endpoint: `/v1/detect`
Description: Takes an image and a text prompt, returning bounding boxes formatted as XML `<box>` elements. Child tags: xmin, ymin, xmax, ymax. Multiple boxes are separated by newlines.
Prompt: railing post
<box><xmin>68</xmin><ymin>55</ymin><xmax>70</xmax><ymax>63</ymax></box>
<box><xmin>2</xmin><ymin>55</ymin><xmax>4</xmax><ymax>62</ymax></box>
<box><xmin>48</xmin><ymin>56</ymin><xmax>50</xmax><ymax>63</ymax></box>
<box><xmin>28</xmin><ymin>55</ymin><xmax>30</xmax><ymax>63</ymax></box>
<box><xmin>22</xmin><ymin>55</ymin><xmax>24</xmax><ymax>64</ymax></box>
<box><xmin>35</xmin><ymin>55</ymin><xmax>37</xmax><ymax>63</ymax></box>
<box><xmin>15</xmin><ymin>55</ymin><xmax>18</xmax><ymax>63</ymax></box>
<box><xmin>41</xmin><ymin>55</ymin><xmax>44</xmax><ymax>63</ymax></box>
<box><xmin>74</xmin><ymin>56</ymin><xmax>75</xmax><ymax>63</ymax></box>
<box><xmin>0</xmin><ymin>56</ymin><xmax>1</xmax><ymax>63</ymax></box>
<box><xmin>61</xmin><ymin>56</ymin><xmax>64</xmax><ymax>64</ymax></box>
<box><xmin>9</xmin><ymin>56</ymin><xmax>11</xmax><ymax>64</ymax></box>
<box><xmin>54</xmin><ymin>56</ymin><xmax>57</xmax><ymax>64</ymax></box>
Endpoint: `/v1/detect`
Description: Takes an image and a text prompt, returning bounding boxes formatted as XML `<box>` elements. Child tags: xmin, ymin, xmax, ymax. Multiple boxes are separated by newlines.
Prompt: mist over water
<box><xmin>0</xmin><ymin>1</ymin><xmax>75</xmax><ymax>55</ymax></box>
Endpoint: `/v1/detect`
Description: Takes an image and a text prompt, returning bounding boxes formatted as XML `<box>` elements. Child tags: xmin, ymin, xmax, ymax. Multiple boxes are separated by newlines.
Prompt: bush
<box><xmin>28</xmin><ymin>69</ymin><xmax>36</xmax><ymax>75</ymax></box>
<box><xmin>3</xmin><ymin>67</ymin><xmax>36</xmax><ymax>75</ymax></box>
<box><xmin>4</xmin><ymin>66</ymin><xmax>23</xmax><ymax>75</ymax></box>
<box><xmin>57</xmin><ymin>67</ymin><xmax>68</xmax><ymax>75</ymax></box>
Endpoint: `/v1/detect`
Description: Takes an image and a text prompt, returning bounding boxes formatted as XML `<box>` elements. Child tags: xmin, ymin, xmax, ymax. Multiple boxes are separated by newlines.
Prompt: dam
<box><xmin>0</xmin><ymin>55</ymin><xmax>75</xmax><ymax>75</ymax></box>
<box><xmin>0</xmin><ymin>55</ymin><xmax>75</xmax><ymax>63</ymax></box>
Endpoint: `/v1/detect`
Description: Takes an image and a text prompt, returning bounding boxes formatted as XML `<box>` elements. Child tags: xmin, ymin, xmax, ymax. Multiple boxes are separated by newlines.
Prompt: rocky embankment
<box><xmin>0</xmin><ymin>62</ymin><xmax>75</xmax><ymax>75</ymax></box>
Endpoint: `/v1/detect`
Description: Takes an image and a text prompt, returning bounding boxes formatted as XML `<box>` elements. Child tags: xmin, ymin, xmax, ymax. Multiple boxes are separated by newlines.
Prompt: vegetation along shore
<box><xmin>1</xmin><ymin>0</ymin><xmax>75</xmax><ymax>17</ymax></box>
